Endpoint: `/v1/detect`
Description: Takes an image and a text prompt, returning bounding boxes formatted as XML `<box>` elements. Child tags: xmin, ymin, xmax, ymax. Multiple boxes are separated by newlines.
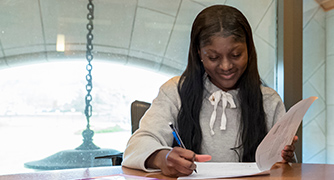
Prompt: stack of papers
<box><xmin>179</xmin><ymin>162</ymin><xmax>268</xmax><ymax>179</ymax></box>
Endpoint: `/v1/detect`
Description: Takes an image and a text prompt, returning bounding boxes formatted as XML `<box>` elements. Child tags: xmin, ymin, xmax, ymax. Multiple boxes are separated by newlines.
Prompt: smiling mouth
<box><xmin>220</xmin><ymin>72</ymin><xmax>235</xmax><ymax>80</ymax></box>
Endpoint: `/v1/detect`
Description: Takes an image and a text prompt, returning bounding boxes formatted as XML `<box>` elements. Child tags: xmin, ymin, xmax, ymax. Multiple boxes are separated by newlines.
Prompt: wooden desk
<box><xmin>0</xmin><ymin>163</ymin><xmax>334</xmax><ymax>180</ymax></box>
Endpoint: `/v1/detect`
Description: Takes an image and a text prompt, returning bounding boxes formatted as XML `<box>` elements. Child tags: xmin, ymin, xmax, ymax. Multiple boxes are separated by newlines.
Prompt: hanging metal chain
<box><xmin>76</xmin><ymin>0</ymin><xmax>99</xmax><ymax>150</ymax></box>
<box><xmin>84</xmin><ymin>0</ymin><xmax>94</xmax><ymax>129</ymax></box>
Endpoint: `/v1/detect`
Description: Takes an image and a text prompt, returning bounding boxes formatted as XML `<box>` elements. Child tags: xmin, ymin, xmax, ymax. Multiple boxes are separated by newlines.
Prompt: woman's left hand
<box><xmin>281</xmin><ymin>136</ymin><xmax>298</xmax><ymax>163</ymax></box>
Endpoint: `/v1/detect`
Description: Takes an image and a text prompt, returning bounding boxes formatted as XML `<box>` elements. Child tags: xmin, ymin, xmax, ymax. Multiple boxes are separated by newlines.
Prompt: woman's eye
<box><xmin>232</xmin><ymin>54</ymin><xmax>241</xmax><ymax>58</ymax></box>
<box><xmin>209</xmin><ymin>56</ymin><xmax>219</xmax><ymax>60</ymax></box>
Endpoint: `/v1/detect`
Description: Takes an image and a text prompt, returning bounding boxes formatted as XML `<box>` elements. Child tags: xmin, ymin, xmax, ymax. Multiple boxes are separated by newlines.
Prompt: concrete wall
<box><xmin>303</xmin><ymin>0</ymin><xmax>334</xmax><ymax>164</ymax></box>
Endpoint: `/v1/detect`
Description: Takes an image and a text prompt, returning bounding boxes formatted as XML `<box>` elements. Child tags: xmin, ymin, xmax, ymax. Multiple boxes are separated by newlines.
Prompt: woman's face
<box><xmin>199</xmin><ymin>35</ymin><xmax>248</xmax><ymax>91</ymax></box>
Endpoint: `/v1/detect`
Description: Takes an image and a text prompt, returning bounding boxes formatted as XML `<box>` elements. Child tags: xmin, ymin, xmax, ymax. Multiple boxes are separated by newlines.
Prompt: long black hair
<box><xmin>176</xmin><ymin>5</ymin><xmax>267</xmax><ymax>162</ymax></box>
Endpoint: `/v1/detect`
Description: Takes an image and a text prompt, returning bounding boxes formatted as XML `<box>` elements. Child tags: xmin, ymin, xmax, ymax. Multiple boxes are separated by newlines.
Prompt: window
<box><xmin>0</xmin><ymin>0</ymin><xmax>279</xmax><ymax>175</ymax></box>
<box><xmin>0</xmin><ymin>61</ymin><xmax>171</xmax><ymax>174</ymax></box>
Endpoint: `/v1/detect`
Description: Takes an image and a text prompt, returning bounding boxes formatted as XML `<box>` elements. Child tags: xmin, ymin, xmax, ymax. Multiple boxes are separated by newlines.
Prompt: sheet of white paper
<box><xmin>178</xmin><ymin>162</ymin><xmax>269</xmax><ymax>179</ymax></box>
<box><xmin>255</xmin><ymin>96</ymin><xmax>318</xmax><ymax>171</ymax></box>
<box><xmin>178</xmin><ymin>96</ymin><xmax>317</xmax><ymax>179</ymax></box>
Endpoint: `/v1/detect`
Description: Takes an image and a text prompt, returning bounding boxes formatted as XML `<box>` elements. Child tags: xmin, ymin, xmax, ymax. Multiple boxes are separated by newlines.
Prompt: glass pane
<box><xmin>0</xmin><ymin>61</ymin><xmax>170</xmax><ymax>174</ymax></box>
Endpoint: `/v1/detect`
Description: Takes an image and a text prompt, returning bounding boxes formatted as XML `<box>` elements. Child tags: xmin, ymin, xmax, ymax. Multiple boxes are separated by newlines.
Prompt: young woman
<box><xmin>122</xmin><ymin>5</ymin><xmax>297</xmax><ymax>177</ymax></box>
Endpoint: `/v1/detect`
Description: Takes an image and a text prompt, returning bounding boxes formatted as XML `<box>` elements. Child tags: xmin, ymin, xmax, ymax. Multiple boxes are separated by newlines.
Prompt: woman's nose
<box><xmin>219</xmin><ymin>58</ymin><xmax>232</xmax><ymax>71</ymax></box>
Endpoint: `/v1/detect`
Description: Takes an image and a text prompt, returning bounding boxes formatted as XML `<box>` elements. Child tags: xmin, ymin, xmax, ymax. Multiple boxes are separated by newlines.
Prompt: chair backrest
<box><xmin>130</xmin><ymin>100</ymin><xmax>151</xmax><ymax>134</ymax></box>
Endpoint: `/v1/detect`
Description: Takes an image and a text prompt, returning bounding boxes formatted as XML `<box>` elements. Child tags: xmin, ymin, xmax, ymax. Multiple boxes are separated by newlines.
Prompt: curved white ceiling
<box><xmin>0</xmin><ymin>0</ymin><xmax>276</xmax><ymax>78</ymax></box>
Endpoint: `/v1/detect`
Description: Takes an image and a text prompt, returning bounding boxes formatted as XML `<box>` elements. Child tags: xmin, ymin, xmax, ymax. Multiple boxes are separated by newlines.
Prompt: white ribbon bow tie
<box><xmin>208</xmin><ymin>91</ymin><xmax>236</xmax><ymax>135</ymax></box>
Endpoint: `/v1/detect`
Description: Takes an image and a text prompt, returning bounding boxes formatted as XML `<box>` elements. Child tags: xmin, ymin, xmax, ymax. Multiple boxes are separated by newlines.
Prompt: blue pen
<box><xmin>169</xmin><ymin>122</ymin><xmax>186</xmax><ymax>148</ymax></box>
<box><xmin>169</xmin><ymin>122</ymin><xmax>197</xmax><ymax>173</ymax></box>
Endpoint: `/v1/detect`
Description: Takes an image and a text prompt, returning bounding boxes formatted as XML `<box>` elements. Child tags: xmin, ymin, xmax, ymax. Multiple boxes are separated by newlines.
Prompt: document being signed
<box><xmin>179</xmin><ymin>96</ymin><xmax>318</xmax><ymax>180</ymax></box>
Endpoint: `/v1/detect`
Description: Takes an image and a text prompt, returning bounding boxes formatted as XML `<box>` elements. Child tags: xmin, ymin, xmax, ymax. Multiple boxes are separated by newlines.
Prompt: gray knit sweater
<box><xmin>122</xmin><ymin>75</ymin><xmax>285</xmax><ymax>172</ymax></box>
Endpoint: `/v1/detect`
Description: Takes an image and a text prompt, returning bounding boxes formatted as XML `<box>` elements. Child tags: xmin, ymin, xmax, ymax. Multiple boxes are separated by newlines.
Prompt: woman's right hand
<box><xmin>145</xmin><ymin>147</ymin><xmax>212</xmax><ymax>177</ymax></box>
